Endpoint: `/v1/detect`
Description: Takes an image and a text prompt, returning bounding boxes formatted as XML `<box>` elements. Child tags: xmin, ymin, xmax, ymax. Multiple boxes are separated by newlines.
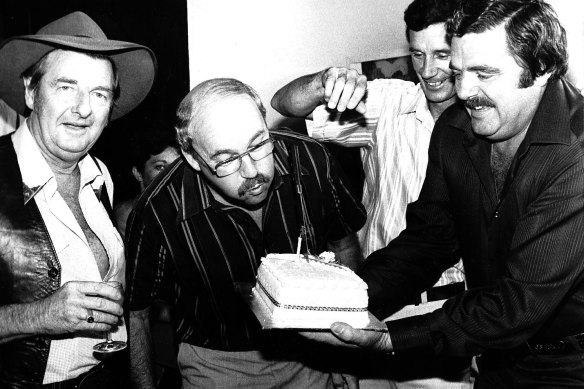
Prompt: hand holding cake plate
<box><xmin>299</xmin><ymin>321</ymin><xmax>393</xmax><ymax>352</ymax></box>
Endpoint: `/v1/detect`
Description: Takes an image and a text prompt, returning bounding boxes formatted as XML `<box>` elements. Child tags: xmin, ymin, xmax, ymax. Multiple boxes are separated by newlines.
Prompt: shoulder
<box><xmin>271</xmin><ymin>128</ymin><xmax>329</xmax><ymax>152</ymax></box>
<box><xmin>368</xmin><ymin>78</ymin><xmax>417</xmax><ymax>91</ymax></box>
<box><xmin>271</xmin><ymin>128</ymin><xmax>333</xmax><ymax>164</ymax></box>
<box><xmin>114</xmin><ymin>198</ymin><xmax>136</xmax><ymax>223</ymax></box>
<box><xmin>131</xmin><ymin>157</ymin><xmax>186</xmax><ymax>216</ymax></box>
<box><xmin>433</xmin><ymin>102</ymin><xmax>469</xmax><ymax>136</ymax></box>
<box><xmin>367</xmin><ymin>78</ymin><xmax>421</xmax><ymax>99</ymax></box>
<box><xmin>366</xmin><ymin>79</ymin><xmax>425</xmax><ymax>112</ymax></box>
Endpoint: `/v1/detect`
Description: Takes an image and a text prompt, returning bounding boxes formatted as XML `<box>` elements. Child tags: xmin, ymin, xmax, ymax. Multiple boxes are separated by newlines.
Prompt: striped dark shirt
<box><xmin>126</xmin><ymin>129</ymin><xmax>366</xmax><ymax>351</ymax></box>
<box><xmin>361</xmin><ymin>78</ymin><xmax>584</xmax><ymax>356</ymax></box>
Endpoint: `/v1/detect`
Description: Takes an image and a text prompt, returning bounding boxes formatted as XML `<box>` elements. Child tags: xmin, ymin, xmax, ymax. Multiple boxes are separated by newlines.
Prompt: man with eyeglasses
<box><xmin>125</xmin><ymin>78</ymin><xmax>366</xmax><ymax>389</ymax></box>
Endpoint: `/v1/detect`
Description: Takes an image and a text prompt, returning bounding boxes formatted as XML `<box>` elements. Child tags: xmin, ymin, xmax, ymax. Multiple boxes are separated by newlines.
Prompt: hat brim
<box><xmin>0</xmin><ymin>35</ymin><xmax>157</xmax><ymax>121</ymax></box>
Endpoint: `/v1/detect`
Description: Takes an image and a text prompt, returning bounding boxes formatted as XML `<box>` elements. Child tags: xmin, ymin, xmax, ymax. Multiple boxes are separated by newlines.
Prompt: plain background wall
<box><xmin>547</xmin><ymin>0</ymin><xmax>584</xmax><ymax>92</ymax></box>
<box><xmin>186</xmin><ymin>0</ymin><xmax>584</xmax><ymax>128</ymax></box>
<box><xmin>186</xmin><ymin>0</ymin><xmax>411</xmax><ymax>127</ymax></box>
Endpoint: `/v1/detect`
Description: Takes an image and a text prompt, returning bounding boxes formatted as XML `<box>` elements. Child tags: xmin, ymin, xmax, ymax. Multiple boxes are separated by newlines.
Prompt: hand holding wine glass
<box><xmin>93</xmin><ymin>281</ymin><xmax>127</xmax><ymax>353</ymax></box>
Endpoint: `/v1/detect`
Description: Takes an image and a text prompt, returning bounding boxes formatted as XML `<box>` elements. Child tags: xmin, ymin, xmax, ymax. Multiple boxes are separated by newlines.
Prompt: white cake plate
<box><xmin>235</xmin><ymin>283</ymin><xmax>388</xmax><ymax>332</ymax></box>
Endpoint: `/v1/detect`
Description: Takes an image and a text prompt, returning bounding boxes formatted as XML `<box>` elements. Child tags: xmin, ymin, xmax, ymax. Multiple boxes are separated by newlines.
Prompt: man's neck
<box><xmin>207</xmin><ymin>185</ymin><xmax>265</xmax><ymax>229</ymax></box>
<box><xmin>428</xmin><ymin>96</ymin><xmax>458</xmax><ymax>122</ymax></box>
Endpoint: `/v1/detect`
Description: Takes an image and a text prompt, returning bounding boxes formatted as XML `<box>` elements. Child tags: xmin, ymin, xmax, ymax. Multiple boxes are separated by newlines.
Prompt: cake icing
<box><xmin>253</xmin><ymin>253</ymin><xmax>369</xmax><ymax>328</ymax></box>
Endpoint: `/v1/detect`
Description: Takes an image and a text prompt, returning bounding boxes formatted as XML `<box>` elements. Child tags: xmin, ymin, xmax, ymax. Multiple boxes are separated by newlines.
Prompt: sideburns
<box><xmin>518</xmin><ymin>68</ymin><xmax>534</xmax><ymax>88</ymax></box>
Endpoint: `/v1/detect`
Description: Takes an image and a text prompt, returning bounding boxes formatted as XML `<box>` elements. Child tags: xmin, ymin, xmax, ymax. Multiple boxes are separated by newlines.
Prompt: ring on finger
<box><xmin>86</xmin><ymin>310</ymin><xmax>95</xmax><ymax>324</ymax></box>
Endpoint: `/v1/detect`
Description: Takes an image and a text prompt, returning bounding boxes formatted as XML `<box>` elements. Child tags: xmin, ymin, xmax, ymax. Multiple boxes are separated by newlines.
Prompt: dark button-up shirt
<box><xmin>360</xmin><ymin>78</ymin><xmax>584</xmax><ymax>356</ymax></box>
<box><xmin>126</xmin><ymin>129</ymin><xmax>366</xmax><ymax>351</ymax></box>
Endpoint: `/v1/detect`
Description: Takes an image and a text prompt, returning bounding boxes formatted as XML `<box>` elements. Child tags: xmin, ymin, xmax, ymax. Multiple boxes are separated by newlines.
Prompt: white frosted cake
<box><xmin>252</xmin><ymin>253</ymin><xmax>369</xmax><ymax>328</ymax></box>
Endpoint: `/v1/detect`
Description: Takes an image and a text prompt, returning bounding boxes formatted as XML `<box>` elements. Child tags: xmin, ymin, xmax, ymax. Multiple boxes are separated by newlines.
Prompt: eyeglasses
<box><xmin>194</xmin><ymin>137</ymin><xmax>275</xmax><ymax>177</ymax></box>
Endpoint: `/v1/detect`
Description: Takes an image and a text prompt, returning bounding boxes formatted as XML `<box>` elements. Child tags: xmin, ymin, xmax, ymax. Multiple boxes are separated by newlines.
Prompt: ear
<box><xmin>181</xmin><ymin>150</ymin><xmax>202</xmax><ymax>171</ymax></box>
<box><xmin>23</xmin><ymin>77</ymin><xmax>35</xmax><ymax>111</ymax></box>
<box><xmin>131</xmin><ymin>166</ymin><xmax>143</xmax><ymax>183</ymax></box>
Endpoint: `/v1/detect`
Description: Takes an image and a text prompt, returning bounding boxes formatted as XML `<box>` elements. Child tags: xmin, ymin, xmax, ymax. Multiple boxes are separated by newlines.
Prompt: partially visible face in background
<box><xmin>133</xmin><ymin>145</ymin><xmax>180</xmax><ymax>191</ymax></box>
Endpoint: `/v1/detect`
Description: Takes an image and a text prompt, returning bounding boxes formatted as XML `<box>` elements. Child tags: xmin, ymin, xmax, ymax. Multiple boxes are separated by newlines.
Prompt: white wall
<box><xmin>546</xmin><ymin>0</ymin><xmax>584</xmax><ymax>92</ymax></box>
<box><xmin>186</xmin><ymin>0</ymin><xmax>584</xmax><ymax>127</ymax></box>
<box><xmin>186</xmin><ymin>0</ymin><xmax>411</xmax><ymax>126</ymax></box>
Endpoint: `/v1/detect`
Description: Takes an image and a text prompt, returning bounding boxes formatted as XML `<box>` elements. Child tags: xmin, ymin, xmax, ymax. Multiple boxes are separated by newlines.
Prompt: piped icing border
<box><xmin>257</xmin><ymin>281</ymin><xmax>367</xmax><ymax>312</ymax></box>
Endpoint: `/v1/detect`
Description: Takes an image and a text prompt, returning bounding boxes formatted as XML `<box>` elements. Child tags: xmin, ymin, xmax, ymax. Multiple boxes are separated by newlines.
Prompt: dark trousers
<box><xmin>476</xmin><ymin>349</ymin><xmax>584</xmax><ymax>388</ymax></box>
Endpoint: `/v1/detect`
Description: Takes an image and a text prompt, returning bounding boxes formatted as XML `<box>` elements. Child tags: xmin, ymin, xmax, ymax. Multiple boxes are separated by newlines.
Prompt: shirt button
<box><xmin>494</xmin><ymin>212</ymin><xmax>500</xmax><ymax>219</ymax></box>
<box><xmin>48</xmin><ymin>267</ymin><xmax>59</xmax><ymax>278</ymax></box>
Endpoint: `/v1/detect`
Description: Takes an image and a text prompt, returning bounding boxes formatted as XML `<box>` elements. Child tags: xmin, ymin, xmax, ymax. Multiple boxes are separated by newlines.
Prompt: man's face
<box><xmin>409</xmin><ymin>23</ymin><xmax>456</xmax><ymax>106</ymax></box>
<box><xmin>450</xmin><ymin>25</ymin><xmax>547</xmax><ymax>142</ymax></box>
<box><xmin>25</xmin><ymin>50</ymin><xmax>115</xmax><ymax>166</ymax></box>
<box><xmin>135</xmin><ymin>146</ymin><xmax>180</xmax><ymax>190</ymax></box>
<box><xmin>184</xmin><ymin>95</ymin><xmax>275</xmax><ymax>208</ymax></box>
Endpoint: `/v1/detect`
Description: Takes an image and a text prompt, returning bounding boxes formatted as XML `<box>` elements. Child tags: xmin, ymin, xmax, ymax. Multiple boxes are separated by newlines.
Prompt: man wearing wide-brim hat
<box><xmin>0</xmin><ymin>11</ymin><xmax>156</xmax><ymax>388</ymax></box>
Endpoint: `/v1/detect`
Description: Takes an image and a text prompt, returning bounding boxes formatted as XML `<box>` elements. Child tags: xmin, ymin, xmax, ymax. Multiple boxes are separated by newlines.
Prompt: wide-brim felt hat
<box><xmin>0</xmin><ymin>11</ymin><xmax>157</xmax><ymax>121</ymax></box>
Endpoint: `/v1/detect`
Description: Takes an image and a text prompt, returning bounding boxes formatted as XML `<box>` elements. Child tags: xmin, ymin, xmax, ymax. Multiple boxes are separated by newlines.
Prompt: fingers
<box><xmin>83</xmin><ymin>294</ymin><xmax>123</xmax><ymax>318</ymax></box>
<box><xmin>64</xmin><ymin>281</ymin><xmax>123</xmax><ymax>324</ymax></box>
<box><xmin>86</xmin><ymin>309</ymin><xmax>95</xmax><ymax>324</ymax></box>
<box><xmin>322</xmin><ymin>67</ymin><xmax>367</xmax><ymax>113</ymax></box>
<box><xmin>330</xmin><ymin>322</ymin><xmax>389</xmax><ymax>351</ymax></box>
<box><xmin>331</xmin><ymin>372</ymin><xmax>345</xmax><ymax>388</ymax></box>
<box><xmin>331</xmin><ymin>373</ymin><xmax>359</xmax><ymax>389</ymax></box>
<box><xmin>77</xmin><ymin>281</ymin><xmax>124</xmax><ymax>303</ymax></box>
<box><xmin>83</xmin><ymin>307</ymin><xmax>122</xmax><ymax>327</ymax></box>
<box><xmin>346</xmin><ymin>374</ymin><xmax>359</xmax><ymax>389</ymax></box>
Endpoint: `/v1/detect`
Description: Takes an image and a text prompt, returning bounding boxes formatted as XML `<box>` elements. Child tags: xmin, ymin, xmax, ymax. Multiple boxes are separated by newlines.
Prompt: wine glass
<box><xmin>93</xmin><ymin>281</ymin><xmax>127</xmax><ymax>353</ymax></box>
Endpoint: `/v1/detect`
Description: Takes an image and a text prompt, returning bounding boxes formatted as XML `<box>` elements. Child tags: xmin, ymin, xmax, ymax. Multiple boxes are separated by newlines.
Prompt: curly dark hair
<box><xmin>404</xmin><ymin>0</ymin><xmax>460</xmax><ymax>39</ymax></box>
<box><xmin>446</xmin><ymin>0</ymin><xmax>568</xmax><ymax>87</ymax></box>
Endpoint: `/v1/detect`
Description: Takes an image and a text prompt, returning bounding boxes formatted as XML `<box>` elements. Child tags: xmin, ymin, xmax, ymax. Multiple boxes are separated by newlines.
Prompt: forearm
<box><xmin>327</xmin><ymin>233</ymin><xmax>363</xmax><ymax>271</ymax></box>
<box><xmin>271</xmin><ymin>70</ymin><xmax>326</xmax><ymax>118</ymax></box>
<box><xmin>0</xmin><ymin>303</ymin><xmax>43</xmax><ymax>344</ymax></box>
<box><xmin>129</xmin><ymin>308</ymin><xmax>157</xmax><ymax>389</ymax></box>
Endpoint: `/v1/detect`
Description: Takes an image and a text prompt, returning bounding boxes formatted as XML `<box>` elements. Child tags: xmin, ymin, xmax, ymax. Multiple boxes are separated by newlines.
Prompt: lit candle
<box><xmin>296</xmin><ymin>236</ymin><xmax>302</xmax><ymax>260</ymax></box>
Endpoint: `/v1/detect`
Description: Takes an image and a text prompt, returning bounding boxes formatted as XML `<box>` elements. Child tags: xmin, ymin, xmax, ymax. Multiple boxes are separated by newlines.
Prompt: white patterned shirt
<box><xmin>307</xmin><ymin>78</ymin><xmax>464</xmax><ymax>287</ymax></box>
<box><xmin>12</xmin><ymin>122</ymin><xmax>126</xmax><ymax>384</ymax></box>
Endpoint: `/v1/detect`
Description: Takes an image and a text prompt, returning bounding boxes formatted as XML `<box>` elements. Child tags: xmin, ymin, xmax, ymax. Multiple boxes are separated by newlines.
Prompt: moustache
<box><xmin>237</xmin><ymin>174</ymin><xmax>271</xmax><ymax>197</ymax></box>
<box><xmin>465</xmin><ymin>96</ymin><xmax>496</xmax><ymax>109</ymax></box>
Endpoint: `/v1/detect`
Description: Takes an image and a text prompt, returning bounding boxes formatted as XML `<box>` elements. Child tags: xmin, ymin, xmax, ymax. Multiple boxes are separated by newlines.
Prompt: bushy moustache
<box><xmin>465</xmin><ymin>96</ymin><xmax>496</xmax><ymax>109</ymax></box>
<box><xmin>238</xmin><ymin>174</ymin><xmax>270</xmax><ymax>197</ymax></box>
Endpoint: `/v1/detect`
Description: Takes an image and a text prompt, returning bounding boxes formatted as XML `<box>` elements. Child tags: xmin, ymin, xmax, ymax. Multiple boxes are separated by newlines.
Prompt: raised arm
<box><xmin>271</xmin><ymin>67</ymin><xmax>367</xmax><ymax>118</ymax></box>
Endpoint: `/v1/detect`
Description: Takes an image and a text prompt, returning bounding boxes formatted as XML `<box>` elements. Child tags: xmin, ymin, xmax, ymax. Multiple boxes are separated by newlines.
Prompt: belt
<box><xmin>525</xmin><ymin>333</ymin><xmax>584</xmax><ymax>355</ymax></box>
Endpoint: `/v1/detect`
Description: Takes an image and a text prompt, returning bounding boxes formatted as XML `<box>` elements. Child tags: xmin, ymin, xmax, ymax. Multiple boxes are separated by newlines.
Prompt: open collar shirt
<box><xmin>307</xmin><ymin>79</ymin><xmax>464</xmax><ymax>287</ymax></box>
<box><xmin>12</xmin><ymin>122</ymin><xmax>125</xmax><ymax>384</ymax></box>
<box><xmin>126</xmin><ymin>129</ymin><xmax>366</xmax><ymax>351</ymax></box>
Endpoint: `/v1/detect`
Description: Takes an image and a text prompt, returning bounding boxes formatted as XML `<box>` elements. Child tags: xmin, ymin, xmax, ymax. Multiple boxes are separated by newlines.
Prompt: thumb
<box><xmin>330</xmin><ymin>322</ymin><xmax>357</xmax><ymax>344</ymax></box>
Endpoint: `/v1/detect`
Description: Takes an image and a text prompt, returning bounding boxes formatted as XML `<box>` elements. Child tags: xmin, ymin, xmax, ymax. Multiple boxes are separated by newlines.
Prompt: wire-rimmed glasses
<box><xmin>195</xmin><ymin>137</ymin><xmax>274</xmax><ymax>177</ymax></box>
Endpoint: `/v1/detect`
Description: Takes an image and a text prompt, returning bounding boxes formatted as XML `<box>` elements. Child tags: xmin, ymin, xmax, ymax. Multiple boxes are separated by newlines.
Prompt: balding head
<box><xmin>175</xmin><ymin>78</ymin><xmax>267</xmax><ymax>156</ymax></box>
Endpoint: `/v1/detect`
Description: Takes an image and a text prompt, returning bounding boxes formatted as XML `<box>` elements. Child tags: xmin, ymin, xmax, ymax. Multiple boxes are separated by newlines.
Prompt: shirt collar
<box><xmin>400</xmin><ymin>84</ymin><xmax>435</xmax><ymax>129</ymax></box>
<box><xmin>521</xmin><ymin>78</ymin><xmax>574</xmax><ymax>146</ymax></box>
<box><xmin>178</xmin><ymin>133</ymin><xmax>294</xmax><ymax>221</ymax></box>
<box><xmin>13</xmin><ymin>120</ymin><xmax>105</xmax><ymax>205</ymax></box>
